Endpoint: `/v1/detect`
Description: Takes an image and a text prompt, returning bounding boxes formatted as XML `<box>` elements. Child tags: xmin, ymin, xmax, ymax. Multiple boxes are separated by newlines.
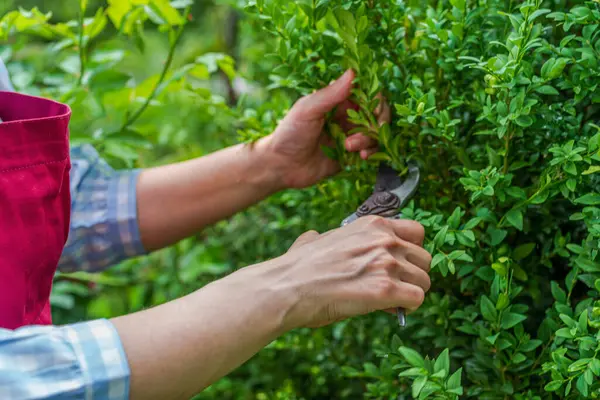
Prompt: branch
<box><xmin>120</xmin><ymin>9</ymin><xmax>190</xmax><ymax>132</ymax></box>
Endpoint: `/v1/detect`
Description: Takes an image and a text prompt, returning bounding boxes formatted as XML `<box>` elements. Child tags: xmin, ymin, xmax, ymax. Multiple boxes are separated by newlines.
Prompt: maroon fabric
<box><xmin>0</xmin><ymin>91</ymin><xmax>71</xmax><ymax>329</ymax></box>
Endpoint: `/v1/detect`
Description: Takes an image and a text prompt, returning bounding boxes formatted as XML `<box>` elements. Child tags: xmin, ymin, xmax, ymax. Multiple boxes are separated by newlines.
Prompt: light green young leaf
<box><xmin>433</xmin><ymin>349</ymin><xmax>450</xmax><ymax>378</ymax></box>
<box><xmin>399</xmin><ymin>347</ymin><xmax>425</xmax><ymax>368</ymax></box>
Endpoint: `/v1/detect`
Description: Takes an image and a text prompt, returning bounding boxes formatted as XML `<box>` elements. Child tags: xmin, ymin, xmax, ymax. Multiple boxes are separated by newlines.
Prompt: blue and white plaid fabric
<box><xmin>59</xmin><ymin>144</ymin><xmax>146</xmax><ymax>273</ymax></box>
<box><xmin>0</xmin><ymin>320</ymin><xmax>130</xmax><ymax>400</ymax></box>
<box><xmin>0</xmin><ymin>58</ymin><xmax>145</xmax><ymax>399</ymax></box>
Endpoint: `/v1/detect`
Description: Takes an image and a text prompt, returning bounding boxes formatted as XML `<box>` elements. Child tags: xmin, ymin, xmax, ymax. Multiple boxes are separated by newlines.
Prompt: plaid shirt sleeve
<box><xmin>58</xmin><ymin>144</ymin><xmax>148</xmax><ymax>272</ymax></box>
<box><xmin>0</xmin><ymin>319</ymin><xmax>130</xmax><ymax>400</ymax></box>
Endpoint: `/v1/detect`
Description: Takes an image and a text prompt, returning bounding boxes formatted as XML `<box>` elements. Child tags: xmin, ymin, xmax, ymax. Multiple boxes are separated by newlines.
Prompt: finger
<box><xmin>388</xmin><ymin>219</ymin><xmax>426</xmax><ymax>246</ymax></box>
<box><xmin>334</xmin><ymin>99</ymin><xmax>360</xmax><ymax>121</ymax></box>
<box><xmin>401</xmin><ymin>242</ymin><xmax>432</xmax><ymax>272</ymax></box>
<box><xmin>292</xmin><ymin>69</ymin><xmax>355</xmax><ymax>119</ymax></box>
<box><xmin>377</xmin><ymin>280</ymin><xmax>425</xmax><ymax>311</ymax></box>
<box><xmin>360</xmin><ymin>148</ymin><xmax>378</xmax><ymax>160</ymax></box>
<box><xmin>396</xmin><ymin>260</ymin><xmax>431</xmax><ymax>291</ymax></box>
<box><xmin>345</xmin><ymin>133</ymin><xmax>377</xmax><ymax>152</ymax></box>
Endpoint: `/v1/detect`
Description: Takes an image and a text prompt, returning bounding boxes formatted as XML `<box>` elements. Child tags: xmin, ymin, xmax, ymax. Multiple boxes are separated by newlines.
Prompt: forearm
<box><xmin>137</xmin><ymin>139</ymin><xmax>281</xmax><ymax>251</ymax></box>
<box><xmin>111</xmin><ymin>258</ymin><xmax>294</xmax><ymax>400</ymax></box>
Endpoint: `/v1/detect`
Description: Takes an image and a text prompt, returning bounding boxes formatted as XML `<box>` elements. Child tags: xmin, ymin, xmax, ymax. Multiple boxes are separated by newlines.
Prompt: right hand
<box><xmin>274</xmin><ymin>216</ymin><xmax>432</xmax><ymax>329</ymax></box>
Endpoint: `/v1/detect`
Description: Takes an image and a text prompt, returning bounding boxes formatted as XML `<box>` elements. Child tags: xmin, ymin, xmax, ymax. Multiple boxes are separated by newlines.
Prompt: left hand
<box><xmin>257</xmin><ymin>69</ymin><xmax>391</xmax><ymax>189</ymax></box>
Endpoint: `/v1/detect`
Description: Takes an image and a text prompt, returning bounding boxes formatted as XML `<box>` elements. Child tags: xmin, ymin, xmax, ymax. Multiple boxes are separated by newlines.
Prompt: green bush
<box><xmin>3</xmin><ymin>0</ymin><xmax>600</xmax><ymax>398</ymax></box>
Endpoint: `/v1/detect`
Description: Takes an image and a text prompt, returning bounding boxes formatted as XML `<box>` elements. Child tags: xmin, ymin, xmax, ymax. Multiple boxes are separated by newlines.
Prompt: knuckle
<box><xmin>364</xmin><ymin>215</ymin><xmax>387</xmax><ymax>229</ymax></box>
<box><xmin>369</xmin><ymin>250</ymin><xmax>397</xmax><ymax>273</ymax></box>
<box><xmin>374</xmin><ymin>279</ymin><xmax>397</xmax><ymax>299</ymax></box>
<box><xmin>377</xmin><ymin>234</ymin><xmax>399</xmax><ymax>250</ymax></box>
<box><xmin>381</xmin><ymin>257</ymin><xmax>399</xmax><ymax>276</ymax></box>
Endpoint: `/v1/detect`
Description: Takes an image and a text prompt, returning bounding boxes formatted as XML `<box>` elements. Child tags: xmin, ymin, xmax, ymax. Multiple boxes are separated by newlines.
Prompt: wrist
<box><xmin>251</xmin><ymin>136</ymin><xmax>289</xmax><ymax>192</ymax></box>
<box><xmin>215</xmin><ymin>256</ymin><xmax>302</xmax><ymax>334</ymax></box>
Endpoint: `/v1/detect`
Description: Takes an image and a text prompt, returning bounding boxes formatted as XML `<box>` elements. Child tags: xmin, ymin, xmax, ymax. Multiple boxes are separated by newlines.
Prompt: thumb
<box><xmin>293</xmin><ymin>69</ymin><xmax>355</xmax><ymax>119</ymax></box>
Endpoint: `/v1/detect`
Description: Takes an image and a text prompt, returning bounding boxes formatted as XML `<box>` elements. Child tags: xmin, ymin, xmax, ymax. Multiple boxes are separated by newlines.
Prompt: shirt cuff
<box><xmin>108</xmin><ymin>168</ymin><xmax>147</xmax><ymax>259</ymax></box>
<box><xmin>62</xmin><ymin>319</ymin><xmax>130</xmax><ymax>399</ymax></box>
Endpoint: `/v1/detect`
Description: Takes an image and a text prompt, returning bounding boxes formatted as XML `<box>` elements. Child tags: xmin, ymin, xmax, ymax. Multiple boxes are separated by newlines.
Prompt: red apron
<box><xmin>0</xmin><ymin>91</ymin><xmax>71</xmax><ymax>330</ymax></box>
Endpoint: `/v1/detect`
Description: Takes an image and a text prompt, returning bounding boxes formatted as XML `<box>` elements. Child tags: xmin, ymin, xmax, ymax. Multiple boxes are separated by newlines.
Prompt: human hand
<box><xmin>268</xmin><ymin>217</ymin><xmax>431</xmax><ymax>329</ymax></box>
<box><xmin>256</xmin><ymin>69</ymin><xmax>391</xmax><ymax>190</ymax></box>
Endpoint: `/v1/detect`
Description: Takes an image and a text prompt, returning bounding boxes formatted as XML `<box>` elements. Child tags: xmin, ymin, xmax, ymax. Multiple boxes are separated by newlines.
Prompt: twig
<box><xmin>120</xmin><ymin>8</ymin><xmax>190</xmax><ymax>132</ymax></box>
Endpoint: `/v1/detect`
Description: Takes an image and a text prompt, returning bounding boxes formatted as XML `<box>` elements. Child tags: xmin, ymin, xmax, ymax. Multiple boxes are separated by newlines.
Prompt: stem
<box><xmin>503</xmin><ymin>130</ymin><xmax>511</xmax><ymax>174</ymax></box>
<box><xmin>77</xmin><ymin>3</ymin><xmax>87</xmax><ymax>86</ymax></box>
<box><xmin>120</xmin><ymin>13</ymin><xmax>189</xmax><ymax>132</ymax></box>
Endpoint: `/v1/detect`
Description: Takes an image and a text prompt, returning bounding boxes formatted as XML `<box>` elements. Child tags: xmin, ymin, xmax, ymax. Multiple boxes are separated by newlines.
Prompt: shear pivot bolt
<box><xmin>374</xmin><ymin>192</ymin><xmax>397</xmax><ymax>206</ymax></box>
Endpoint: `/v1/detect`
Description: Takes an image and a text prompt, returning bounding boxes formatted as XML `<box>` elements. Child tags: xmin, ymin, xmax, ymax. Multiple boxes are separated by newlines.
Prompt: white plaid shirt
<box><xmin>1</xmin><ymin>60</ymin><xmax>145</xmax><ymax>398</ymax></box>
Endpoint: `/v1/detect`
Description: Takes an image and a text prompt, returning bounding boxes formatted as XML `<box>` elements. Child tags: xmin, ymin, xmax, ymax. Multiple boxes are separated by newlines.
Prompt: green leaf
<box><xmin>433</xmin><ymin>349</ymin><xmax>450</xmax><ymax>378</ymax></box>
<box><xmin>535</xmin><ymin>85</ymin><xmax>559</xmax><ymax>95</ymax></box>
<box><xmin>512</xmin><ymin>353</ymin><xmax>527</xmax><ymax>364</ymax></box>
<box><xmin>590</xmin><ymin>359</ymin><xmax>600</xmax><ymax>376</ymax></box>
<box><xmin>515</xmin><ymin>115</ymin><xmax>534</xmax><ymax>127</ymax></box>
<box><xmin>578</xmin><ymin>309</ymin><xmax>588</xmax><ymax>333</ymax></box>
<box><xmin>556</xmin><ymin>328</ymin><xmax>574</xmax><ymax>338</ymax></box>
<box><xmin>433</xmin><ymin>225</ymin><xmax>449</xmax><ymax>249</ymax></box>
<box><xmin>551</xmin><ymin>281</ymin><xmax>567</xmax><ymax>303</ymax></box>
<box><xmin>497</xmin><ymin>101</ymin><xmax>508</xmax><ymax>117</ymax></box>
<box><xmin>513</xmin><ymin>243</ymin><xmax>535</xmax><ymax>260</ymax></box>
<box><xmin>480</xmin><ymin>295</ymin><xmax>497</xmax><ymax>322</ymax></box>
<box><xmin>520</xmin><ymin>339</ymin><xmax>543</xmax><ymax>352</ymax></box>
<box><xmin>496</xmin><ymin>293</ymin><xmax>509</xmax><ymax>310</ymax></box>
<box><xmin>544</xmin><ymin>381</ymin><xmax>563</xmax><ymax>392</ymax></box>
<box><xmin>489</xmin><ymin>228</ymin><xmax>508</xmax><ymax>245</ymax></box>
<box><xmin>412</xmin><ymin>376</ymin><xmax>427</xmax><ymax>398</ymax></box>
<box><xmin>506</xmin><ymin>209</ymin><xmax>524</xmax><ymax>231</ymax></box>
<box><xmin>584</xmin><ymin>368</ymin><xmax>593</xmax><ymax>385</ymax></box>
<box><xmin>545</xmin><ymin>57</ymin><xmax>569</xmax><ymax>80</ymax></box>
<box><xmin>447</xmin><ymin>207</ymin><xmax>462</xmax><ymax>229</ymax></box>
<box><xmin>574</xmin><ymin>193</ymin><xmax>600</xmax><ymax>205</ymax></box>
<box><xmin>575</xmin><ymin>257</ymin><xmax>600</xmax><ymax>272</ymax></box>
<box><xmin>447</xmin><ymin>368</ymin><xmax>462</xmax><ymax>389</ymax></box>
<box><xmin>501</xmin><ymin>313</ymin><xmax>527</xmax><ymax>329</ymax></box>
<box><xmin>482</xmin><ymin>185</ymin><xmax>495</xmax><ymax>196</ymax></box>
<box><xmin>563</xmin><ymin>162</ymin><xmax>577</xmax><ymax>175</ymax></box>
<box><xmin>399</xmin><ymin>347</ymin><xmax>425</xmax><ymax>367</ymax></box>
<box><xmin>576</xmin><ymin>374</ymin><xmax>589</xmax><ymax>396</ymax></box>
<box><xmin>399</xmin><ymin>367</ymin><xmax>427</xmax><ymax>377</ymax></box>
<box><xmin>431</xmin><ymin>253</ymin><xmax>446</xmax><ymax>269</ymax></box>
<box><xmin>582</xmin><ymin>165</ymin><xmax>600</xmax><ymax>175</ymax></box>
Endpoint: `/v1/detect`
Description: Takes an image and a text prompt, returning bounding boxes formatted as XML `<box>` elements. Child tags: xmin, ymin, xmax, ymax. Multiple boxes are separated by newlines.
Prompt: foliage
<box><xmin>3</xmin><ymin>0</ymin><xmax>600</xmax><ymax>399</ymax></box>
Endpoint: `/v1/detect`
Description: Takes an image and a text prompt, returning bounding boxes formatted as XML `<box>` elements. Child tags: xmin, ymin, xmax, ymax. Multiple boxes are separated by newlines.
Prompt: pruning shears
<box><xmin>341</xmin><ymin>161</ymin><xmax>421</xmax><ymax>327</ymax></box>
